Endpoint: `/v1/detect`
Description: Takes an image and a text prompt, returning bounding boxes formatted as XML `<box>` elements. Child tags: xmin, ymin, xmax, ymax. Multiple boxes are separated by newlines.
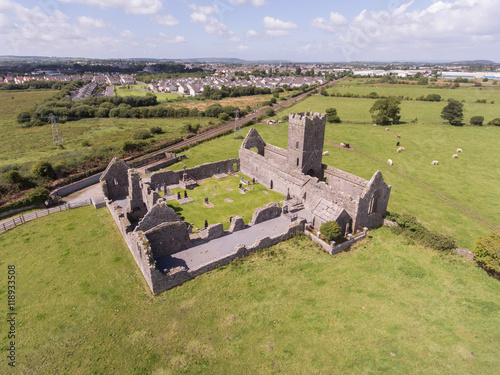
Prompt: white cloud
<box><xmin>121</xmin><ymin>30</ymin><xmax>135</xmax><ymax>38</ymax></box>
<box><xmin>229</xmin><ymin>36</ymin><xmax>241</xmax><ymax>42</ymax></box>
<box><xmin>189</xmin><ymin>3</ymin><xmax>232</xmax><ymax>35</ymax></box>
<box><xmin>159</xmin><ymin>33</ymin><xmax>186</xmax><ymax>44</ymax></box>
<box><xmin>60</xmin><ymin>0</ymin><xmax>162</xmax><ymax>15</ymax></box>
<box><xmin>229</xmin><ymin>0</ymin><xmax>267</xmax><ymax>6</ymax></box>
<box><xmin>155</xmin><ymin>14</ymin><xmax>179</xmax><ymax>26</ymax></box>
<box><xmin>246</xmin><ymin>29</ymin><xmax>258</xmax><ymax>38</ymax></box>
<box><xmin>263</xmin><ymin>16</ymin><xmax>297</xmax><ymax>37</ymax></box>
<box><xmin>77</xmin><ymin>16</ymin><xmax>109</xmax><ymax>28</ymax></box>
<box><xmin>311</xmin><ymin>12</ymin><xmax>348</xmax><ymax>33</ymax></box>
<box><xmin>312</xmin><ymin>0</ymin><xmax>500</xmax><ymax>60</ymax></box>
<box><xmin>237</xmin><ymin>44</ymin><xmax>249</xmax><ymax>51</ymax></box>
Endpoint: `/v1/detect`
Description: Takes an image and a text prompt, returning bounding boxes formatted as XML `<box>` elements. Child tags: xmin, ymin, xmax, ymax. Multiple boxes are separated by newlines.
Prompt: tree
<box><xmin>441</xmin><ymin>99</ymin><xmax>463</xmax><ymax>125</ymax></box>
<box><xmin>30</xmin><ymin>161</ymin><xmax>55</xmax><ymax>179</ymax></box>
<box><xmin>320</xmin><ymin>221</ymin><xmax>342</xmax><ymax>241</ymax></box>
<box><xmin>325</xmin><ymin>108</ymin><xmax>341</xmax><ymax>123</ymax></box>
<box><xmin>470</xmin><ymin>116</ymin><xmax>484</xmax><ymax>126</ymax></box>
<box><xmin>320</xmin><ymin>87</ymin><xmax>328</xmax><ymax>96</ymax></box>
<box><xmin>473</xmin><ymin>231</ymin><xmax>500</xmax><ymax>276</ymax></box>
<box><xmin>369</xmin><ymin>96</ymin><xmax>401</xmax><ymax>125</ymax></box>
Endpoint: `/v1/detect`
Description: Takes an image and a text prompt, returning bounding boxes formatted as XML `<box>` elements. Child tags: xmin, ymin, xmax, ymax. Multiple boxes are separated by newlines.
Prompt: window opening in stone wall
<box><xmin>270</xmin><ymin>180</ymin><xmax>274</xmax><ymax>190</ymax></box>
<box><xmin>296</xmin><ymin>141</ymin><xmax>299</xmax><ymax>149</ymax></box>
<box><xmin>368</xmin><ymin>192</ymin><xmax>378</xmax><ymax>214</ymax></box>
<box><xmin>296</xmin><ymin>158</ymin><xmax>299</xmax><ymax>167</ymax></box>
<box><xmin>114</xmin><ymin>178</ymin><xmax>118</xmax><ymax>185</ymax></box>
<box><xmin>233</xmin><ymin>163</ymin><xmax>238</xmax><ymax>172</ymax></box>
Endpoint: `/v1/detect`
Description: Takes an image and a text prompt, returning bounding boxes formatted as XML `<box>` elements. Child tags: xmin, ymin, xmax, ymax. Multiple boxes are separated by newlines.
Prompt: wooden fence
<box><xmin>0</xmin><ymin>198</ymin><xmax>92</xmax><ymax>235</ymax></box>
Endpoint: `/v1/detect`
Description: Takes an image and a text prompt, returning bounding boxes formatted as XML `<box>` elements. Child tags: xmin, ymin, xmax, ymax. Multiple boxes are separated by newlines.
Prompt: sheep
<box><xmin>388</xmin><ymin>159</ymin><xmax>393</xmax><ymax>166</ymax></box>
<box><xmin>452</xmin><ymin>154</ymin><xmax>458</xmax><ymax>159</ymax></box>
<box><xmin>340</xmin><ymin>143</ymin><xmax>350</xmax><ymax>148</ymax></box>
<box><xmin>395</xmin><ymin>135</ymin><xmax>401</xmax><ymax>139</ymax></box>
<box><xmin>322</xmin><ymin>151</ymin><xmax>329</xmax><ymax>156</ymax></box>
<box><xmin>397</xmin><ymin>147</ymin><xmax>406</xmax><ymax>153</ymax></box>
<box><xmin>396</xmin><ymin>141</ymin><xmax>400</xmax><ymax>146</ymax></box>
<box><xmin>385</xmin><ymin>127</ymin><xmax>390</xmax><ymax>131</ymax></box>
<box><xmin>340</xmin><ymin>142</ymin><xmax>346</xmax><ymax>148</ymax></box>
<box><xmin>457</xmin><ymin>148</ymin><xmax>463</xmax><ymax>153</ymax></box>
<box><xmin>431</xmin><ymin>160</ymin><xmax>439</xmax><ymax>165</ymax></box>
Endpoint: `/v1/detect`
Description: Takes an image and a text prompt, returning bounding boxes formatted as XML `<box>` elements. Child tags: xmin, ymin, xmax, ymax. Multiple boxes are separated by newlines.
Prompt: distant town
<box><xmin>1</xmin><ymin>59</ymin><xmax>500</xmax><ymax>100</ymax></box>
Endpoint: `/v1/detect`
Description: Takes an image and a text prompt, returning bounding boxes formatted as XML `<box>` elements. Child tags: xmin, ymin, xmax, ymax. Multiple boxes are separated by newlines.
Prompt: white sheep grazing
<box><xmin>431</xmin><ymin>160</ymin><xmax>439</xmax><ymax>165</ymax></box>
<box><xmin>322</xmin><ymin>151</ymin><xmax>329</xmax><ymax>156</ymax></box>
<box><xmin>385</xmin><ymin>127</ymin><xmax>390</xmax><ymax>131</ymax></box>
<box><xmin>397</xmin><ymin>147</ymin><xmax>405</xmax><ymax>153</ymax></box>
<box><xmin>388</xmin><ymin>159</ymin><xmax>393</xmax><ymax>166</ymax></box>
<box><xmin>457</xmin><ymin>148</ymin><xmax>463</xmax><ymax>153</ymax></box>
<box><xmin>452</xmin><ymin>154</ymin><xmax>458</xmax><ymax>159</ymax></box>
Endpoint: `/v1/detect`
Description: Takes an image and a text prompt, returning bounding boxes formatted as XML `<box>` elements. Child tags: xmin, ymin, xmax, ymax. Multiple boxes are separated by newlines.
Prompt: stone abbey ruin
<box><xmin>101</xmin><ymin>111</ymin><xmax>391</xmax><ymax>293</ymax></box>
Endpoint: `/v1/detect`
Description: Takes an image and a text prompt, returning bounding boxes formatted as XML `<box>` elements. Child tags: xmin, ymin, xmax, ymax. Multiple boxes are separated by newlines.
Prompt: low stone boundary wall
<box><xmin>51</xmin><ymin>172</ymin><xmax>103</xmax><ymax>197</ymax></box>
<box><xmin>145</xmin><ymin>154</ymin><xmax>185</xmax><ymax>174</ymax></box>
<box><xmin>304</xmin><ymin>227</ymin><xmax>368</xmax><ymax>255</ymax></box>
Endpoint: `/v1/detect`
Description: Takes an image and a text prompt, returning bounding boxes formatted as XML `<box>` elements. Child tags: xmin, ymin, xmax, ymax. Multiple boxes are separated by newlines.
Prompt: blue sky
<box><xmin>1</xmin><ymin>0</ymin><xmax>499</xmax><ymax>62</ymax></box>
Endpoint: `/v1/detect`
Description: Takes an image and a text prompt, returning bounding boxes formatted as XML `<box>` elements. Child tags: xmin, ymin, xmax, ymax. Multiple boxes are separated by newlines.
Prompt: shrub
<box><xmin>17</xmin><ymin>111</ymin><xmax>31</xmax><ymax>124</ymax></box>
<box><xmin>24</xmin><ymin>187</ymin><xmax>50</xmax><ymax>205</ymax></box>
<box><xmin>470</xmin><ymin>116</ymin><xmax>484</xmax><ymax>126</ymax></box>
<box><xmin>384</xmin><ymin>211</ymin><xmax>455</xmax><ymax>252</ymax></box>
<box><xmin>241</xmin><ymin>120</ymin><xmax>255</xmax><ymax>127</ymax></box>
<box><xmin>133</xmin><ymin>129</ymin><xmax>153</xmax><ymax>140</ymax></box>
<box><xmin>473</xmin><ymin>231</ymin><xmax>500</xmax><ymax>276</ymax></box>
<box><xmin>150</xmin><ymin>126</ymin><xmax>163</xmax><ymax>135</ymax></box>
<box><xmin>122</xmin><ymin>141</ymin><xmax>147</xmax><ymax>152</ymax></box>
<box><xmin>325</xmin><ymin>108</ymin><xmax>341</xmax><ymax>123</ymax></box>
<box><xmin>30</xmin><ymin>160</ymin><xmax>55</xmax><ymax>179</ymax></box>
<box><xmin>2</xmin><ymin>170</ymin><xmax>23</xmax><ymax>185</ymax></box>
<box><xmin>218</xmin><ymin>113</ymin><xmax>230</xmax><ymax>121</ymax></box>
<box><xmin>320</xmin><ymin>221</ymin><xmax>342</xmax><ymax>242</ymax></box>
<box><xmin>487</xmin><ymin>118</ymin><xmax>500</xmax><ymax>126</ymax></box>
<box><xmin>265</xmin><ymin>108</ymin><xmax>275</xmax><ymax>117</ymax></box>
<box><xmin>81</xmin><ymin>140</ymin><xmax>91</xmax><ymax>147</ymax></box>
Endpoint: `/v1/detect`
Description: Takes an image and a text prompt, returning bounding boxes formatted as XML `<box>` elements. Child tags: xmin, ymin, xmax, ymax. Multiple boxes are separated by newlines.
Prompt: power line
<box><xmin>50</xmin><ymin>114</ymin><xmax>64</xmax><ymax>146</ymax></box>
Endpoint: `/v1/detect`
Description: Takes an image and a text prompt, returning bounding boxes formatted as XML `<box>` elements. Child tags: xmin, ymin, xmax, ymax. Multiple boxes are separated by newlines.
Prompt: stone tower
<box><xmin>287</xmin><ymin>111</ymin><xmax>326</xmax><ymax>179</ymax></box>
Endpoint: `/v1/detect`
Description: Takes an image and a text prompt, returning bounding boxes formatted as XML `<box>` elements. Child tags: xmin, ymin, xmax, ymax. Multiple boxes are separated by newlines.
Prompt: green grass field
<box><xmin>0</xmin><ymin>89</ymin><xmax>215</xmax><ymax>169</ymax></box>
<box><xmin>165</xmin><ymin>174</ymin><xmax>284</xmax><ymax>230</ymax></box>
<box><xmin>115</xmin><ymin>87</ymin><xmax>184</xmax><ymax>102</ymax></box>
<box><xmin>0</xmin><ymin>206</ymin><xmax>499</xmax><ymax>374</ymax></box>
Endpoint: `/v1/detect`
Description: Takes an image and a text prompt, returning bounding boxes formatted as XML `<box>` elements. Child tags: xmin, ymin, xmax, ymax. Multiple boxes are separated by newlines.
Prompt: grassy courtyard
<box><xmin>0</xmin><ymin>206</ymin><xmax>499</xmax><ymax>374</ymax></box>
<box><xmin>164</xmin><ymin>174</ymin><xmax>284</xmax><ymax>231</ymax></box>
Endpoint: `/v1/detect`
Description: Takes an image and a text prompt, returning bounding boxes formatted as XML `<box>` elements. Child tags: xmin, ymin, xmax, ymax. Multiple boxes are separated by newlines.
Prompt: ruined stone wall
<box><xmin>323</xmin><ymin>165</ymin><xmax>366</xmax><ymax>198</ymax></box>
<box><xmin>355</xmin><ymin>171</ymin><xmax>391</xmax><ymax>230</ymax></box>
<box><xmin>135</xmin><ymin>202</ymin><xmax>181</xmax><ymax>232</ymax></box>
<box><xmin>201</xmin><ymin>223</ymin><xmax>224</xmax><ymax>240</ymax></box>
<box><xmin>301</xmin><ymin>178</ymin><xmax>359</xmax><ymax>225</ymax></box>
<box><xmin>239</xmin><ymin>148</ymin><xmax>306</xmax><ymax>199</ymax></box>
<box><xmin>264</xmin><ymin>144</ymin><xmax>288</xmax><ymax>165</ymax></box>
<box><xmin>144</xmin><ymin>221</ymin><xmax>190</xmax><ymax>259</ymax></box>
<box><xmin>250</xmin><ymin>202</ymin><xmax>282</xmax><ymax>225</ymax></box>
<box><xmin>100</xmin><ymin>159</ymin><xmax>129</xmax><ymax>199</ymax></box>
<box><xmin>150</xmin><ymin>158</ymin><xmax>239</xmax><ymax>190</ymax></box>
<box><xmin>127</xmin><ymin>170</ymin><xmax>147</xmax><ymax>222</ymax></box>
<box><xmin>147</xmin><ymin>221</ymin><xmax>304</xmax><ymax>294</ymax></box>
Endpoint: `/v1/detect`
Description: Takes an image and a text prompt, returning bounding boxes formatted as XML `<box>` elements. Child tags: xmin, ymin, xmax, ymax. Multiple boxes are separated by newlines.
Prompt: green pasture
<box><xmin>115</xmin><ymin>87</ymin><xmax>184</xmax><ymax>102</ymax></box>
<box><xmin>281</xmin><ymin>94</ymin><xmax>500</xmax><ymax>124</ymax></box>
<box><xmin>329</xmin><ymin>79</ymin><xmax>500</xmax><ymax>103</ymax></box>
<box><xmin>167</xmin><ymin>119</ymin><xmax>499</xmax><ymax>248</ymax></box>
<box><xmin>164</xmin><ymin>174</ymin><xmax>283</xmax><ymax>231</ymax></box>
<box><xmin>1</xmin><ymin>206</ymin><xmax>499</xmax><ymax>374</ymax></box>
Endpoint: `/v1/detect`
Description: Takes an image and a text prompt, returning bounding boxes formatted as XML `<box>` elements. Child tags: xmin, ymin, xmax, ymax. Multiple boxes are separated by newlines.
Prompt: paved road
<box><xmin>156</xmin><ymin>216</ymin><xmax>291</xmax><ymax>271</ymax></box>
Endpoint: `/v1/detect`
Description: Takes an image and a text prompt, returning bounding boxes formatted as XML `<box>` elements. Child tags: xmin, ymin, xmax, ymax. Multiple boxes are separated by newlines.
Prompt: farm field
<box><xmin>165</xmin><ymin>174</ymin><xmax>284</xmax><ymax>231</ymax></box>
<box><xmin>0</xmin><ymin>206</ymin><xmax>499</xmax><ymax>374</ymax></box>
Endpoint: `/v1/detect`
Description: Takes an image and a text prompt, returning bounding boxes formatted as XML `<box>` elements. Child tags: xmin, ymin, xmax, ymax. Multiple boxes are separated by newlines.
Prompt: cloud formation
<box><xmin>189</xmin><ymin>4</ymin><xmax>232</xmax><ymax>35</ymax></box>
<box><xmin>155</xmin><ymin>14</ymin><xmax>179</xmax><ymax>26</ymax></box>
<box><xmin>263</xmin><ymin>16</ymin><xmax>298</xmax><ymax>37</ymax></box>
<box><xmin>60</xmin><ymin>0</ymin><xmax>162</xmax><ymax>15</ymax></box>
